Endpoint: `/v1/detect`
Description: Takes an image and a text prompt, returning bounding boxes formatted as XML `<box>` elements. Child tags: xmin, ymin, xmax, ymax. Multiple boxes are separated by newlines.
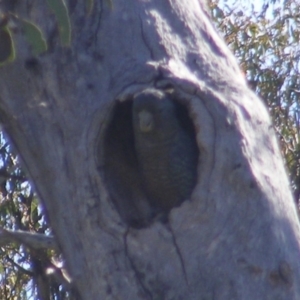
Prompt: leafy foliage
<box><xmin>0</xmin><ymin>0</ymin><xmax>70</xmax><ymax>67</ymax></box>
<box><xmin>21</xmin><ymin>20</ymin><xmax>48</xmax><ymax>56</ymax></box>
<box><xmin>0</xmin><ymin>26</ymin><xmax>15</xmax><ymax>66</ymax></box>
<box><xmin>0</xmin><ymin>135</ymin><xmax>71</xmax><ymax>300</ymax></box>
<box><xmin>210</xmin><ymin>0</ymin><xmax>300</xmax><ymax>204</ymax></box>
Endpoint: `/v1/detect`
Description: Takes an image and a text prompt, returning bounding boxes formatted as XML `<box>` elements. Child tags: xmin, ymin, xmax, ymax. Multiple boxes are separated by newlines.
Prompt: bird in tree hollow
<box><xmin>132</xmin><ymin>88</ymin><xmax>199</xmax><ymax>214</ymax></box>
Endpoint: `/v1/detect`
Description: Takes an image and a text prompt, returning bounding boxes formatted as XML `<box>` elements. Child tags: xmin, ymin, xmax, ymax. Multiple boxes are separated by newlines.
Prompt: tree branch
<box><xmin>0</xmin><ymin>228</ymin><xmax>58</xmax><ymax>251</ymax></box>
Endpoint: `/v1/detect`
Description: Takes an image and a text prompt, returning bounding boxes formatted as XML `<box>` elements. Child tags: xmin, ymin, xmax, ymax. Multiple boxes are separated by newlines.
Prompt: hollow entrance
<box><xmin>102</xmin><ymin>89</ymin><xmax>199</xmax><ymax>228</ymax></box>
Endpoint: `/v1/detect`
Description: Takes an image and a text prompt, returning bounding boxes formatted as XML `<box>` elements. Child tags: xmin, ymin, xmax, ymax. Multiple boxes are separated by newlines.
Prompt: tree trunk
<box><xmin>0</xmin><ymin>0</ymin><xmax>300</xmax><ymax>299</ymax></box>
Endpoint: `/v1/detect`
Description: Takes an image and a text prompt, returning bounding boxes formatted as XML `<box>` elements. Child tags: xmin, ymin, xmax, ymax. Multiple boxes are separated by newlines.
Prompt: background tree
<box><xmin>210</xmin><ymin>0</ymin><xmax>300</xmax><ymax>203</ymax></box>
<box><xmin>0</xmin><ymin>139</ymin><xmax>70</xmax><ymax>298</ymax></box>
<box><xmin>0</xmin><ymin>0</ymin><xmax>300</xmax><ymax>299</ymax></box>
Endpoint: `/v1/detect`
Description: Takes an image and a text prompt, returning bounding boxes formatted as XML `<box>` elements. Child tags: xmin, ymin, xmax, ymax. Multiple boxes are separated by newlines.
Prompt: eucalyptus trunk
<box><xmin>0</xmin><ymin>0</ymin><xmax>299</xmax><ymax>299</ymax></box>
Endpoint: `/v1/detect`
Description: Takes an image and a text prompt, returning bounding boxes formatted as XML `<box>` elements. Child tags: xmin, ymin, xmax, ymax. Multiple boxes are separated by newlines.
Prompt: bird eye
<box><xmin>138</xmin><ymin>110</ymin><xmax>154</xmax><ymax>132</ymax></box>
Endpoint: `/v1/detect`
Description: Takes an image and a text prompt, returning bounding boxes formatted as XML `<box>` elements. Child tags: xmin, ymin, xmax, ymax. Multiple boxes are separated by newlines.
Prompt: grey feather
<box><xmin>132</xmin><ymin>89</ymin><xmax>198</xmax><ymax>214</ymax></box>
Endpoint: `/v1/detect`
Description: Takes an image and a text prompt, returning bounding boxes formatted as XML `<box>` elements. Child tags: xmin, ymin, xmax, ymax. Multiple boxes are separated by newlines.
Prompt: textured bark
<box><xmin>0</xmin><ymin>0</ymin><xmax>300</xmax><ymax>299</ymax></box>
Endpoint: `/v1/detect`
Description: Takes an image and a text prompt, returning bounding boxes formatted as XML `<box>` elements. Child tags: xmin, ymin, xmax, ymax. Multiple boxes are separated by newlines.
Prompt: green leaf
<box><xmin>46</xmin><ymin>0</ymin><xmax>71</xmax><ymax>46</ymax></box>
<box><xmin>30</xmin><ymin>196</ymin><xmax>39</xmax><ymax>222</ymax></box>
<box><xmin>21</xmin><ymin>20</ymin><xmax>47</xmax><ymax>55</ymax></box>
<box><xmin>86</xmin><ymin>0</ymin><xmax>94</xmax><ymax>14</ymax></box>
<box><xmin>105</xmin><ymin>0</ymin><xmax>113</xmax><ymax>9</ymax></box>
<box><xmin>0</xmin><ymin>27</ymin><xmax>15</xmax><ymax>65</ymax></box>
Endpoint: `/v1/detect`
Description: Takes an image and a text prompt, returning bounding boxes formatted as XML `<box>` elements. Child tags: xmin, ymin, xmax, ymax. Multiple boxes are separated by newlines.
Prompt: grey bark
<box><xmin>0</xmin><ymin>0</ymin><xmax>300</xmax><ymax>299</ymax></box>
